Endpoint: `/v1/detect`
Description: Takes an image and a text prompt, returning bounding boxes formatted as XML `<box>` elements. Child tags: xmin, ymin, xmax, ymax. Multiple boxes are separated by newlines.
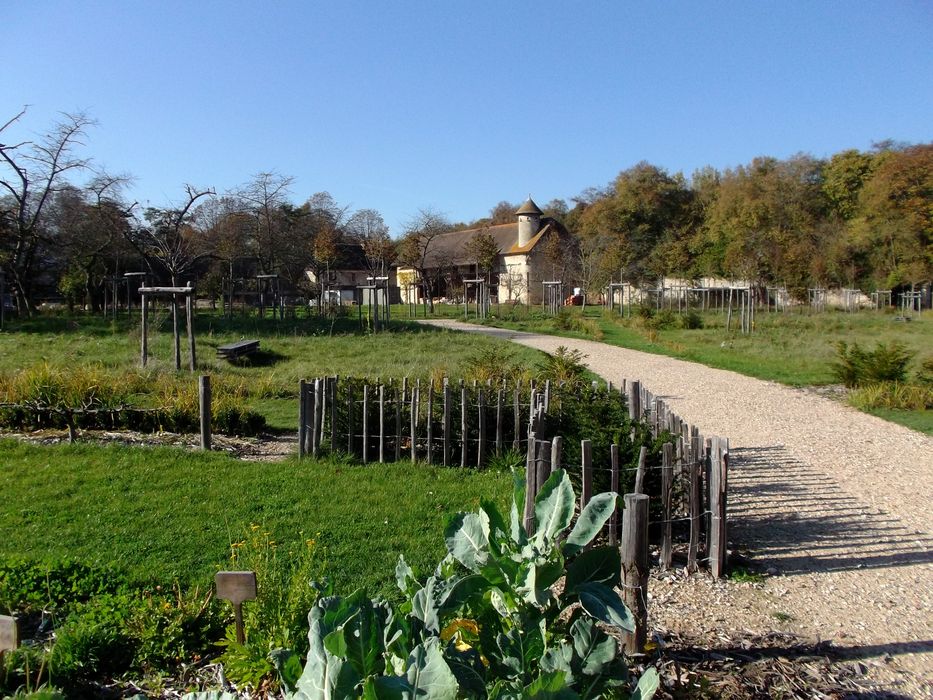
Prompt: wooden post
<box><xmin>362</xmin><ymin>383</ymin><xmax>370</xmax><ymax>463</ymax></box>
<box><xmin>410</xmin><ymin>385</ymin><xmax>417</xmax><ymax>462</ymax></box>
<box><xmin>688</xmin><ymin>435</ymin><xmax>701</xmax><ymax>573</ymax></box>
<box><xmin>544</xmin><ymin>379</ymin><xmax>551</xmax><ymax>413</ymax></box>
<box><xmin>395</xmin><ymin>387</ymin><xmax>402</xmax><ymax>462</ymax></box>
<box><xmin>379</xmin><ymin>384</ymin><xmax>386</xmax><ymax>463</ymax></box>
<box><xmin>314</xmin><ymin>379</ymin><xmax>324</xmax><ymax>456</ymax></box>
<box><xmin>661</xmin><ymin>443</ymin><xmax>674</xmax><ymax>570</ymax></box>
<box><xmin>621</xmin><ymin>493</ymin><xmax>649</xmax><ymax>654</ymax></box>
<box><xmin>551</xmin><ymin>435</ymin><xmax>562</xmax><ymax>475</ymax></box>
<box><xmin>628</xmin><ymin>380</ymin><xmax>641</xmax><ymax>421</ymax></box>
<box><xmin>477</xmin><ymin>389</ymin><xmax>486</xmax><ymax>467</ymax></box>
<box><xmin>140</xmin><ymin>293</ymin><xmax>148</xmax><ymax>366</ymax></box>
<box><xmin>298</xmin><ymin>379</ymin><xmax>307</xmax><ymax>459</ymax></box>
<box><xmin>536</xmin><ymin>440</ymin><xmax>551</xmax><ymax>495</ymax></box>
<box><xmin>709</xmin><ymin>437</ymin><xmax>726</xmax><ymax>578</ymax></box>
<box><xmin>347</xmin><ymin>382</ymin><xmax>354</xmax><ymax>456</ymax></box>
<box><xmin>512</xmin><ymin>385</ymin><xmax>521</xmax><ymax>451</ymax></box>
<box><xmin>172</xmin><ymin>293</ymin><xmax>181</xmax><ymax>371</ymax></box>
<box><xmin>443</xmin><ymin>381</ymin><xmax>451</xmax><ymax>466</ymax></box>
<box><xmin>330</xmin><ymin>377</ymin><xmax>337</xmax><ymax>452</ymax></box>
<box><xmin>495</xmin><ymin>388</ymin><xmax>504</xmax><ymax>456</ymax></box>
<box><xmin>634</xmin><ymin>446</ymin><xmax>647</xmax><ymax>494</ymax></box>
<box><xmin>426</xmin><ymin>382</ymin><xmax>434</xmax><ymax>463</ymax></box>
<box><xmin>523</xmin><ymin>433</ymin><xmax>537</xmax><ymax>534</ymax></box>
<box><xmin>609</xmin><ymin>444</ymin><xmax>619</xmax><ymax>545</ymax></box>
<box><xmin>186</xmin><ymin>291</ymin><xmax>196</xmax><ymax>371</ymax></box>
<box><xmin>580</xmin><ymin>440</ymin><xmax>592</xmax><ymax>511</ymax></box>
<box><xmin>199</xmin><ymin>375</ymin><xmax>211</xmax><ymax>451</ymax></box>
<box><xmin>461</xmin><ymin>385</ymin><xmax>468</xmax><ymax>467</ymax></box>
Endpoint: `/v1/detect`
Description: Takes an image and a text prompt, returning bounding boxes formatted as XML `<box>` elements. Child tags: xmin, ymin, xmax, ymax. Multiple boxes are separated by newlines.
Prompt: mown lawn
<box><xmin>0</xmin><ymin>440</ymin><xmax>512</xmax><ymax>599</ymax></box>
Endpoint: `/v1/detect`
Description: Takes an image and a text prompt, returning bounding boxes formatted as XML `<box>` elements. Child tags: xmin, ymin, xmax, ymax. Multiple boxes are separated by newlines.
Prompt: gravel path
<box><xmin>422</xmin><ymin>320</ymin><xmax>933</xmax><ymax>695</ymax></box>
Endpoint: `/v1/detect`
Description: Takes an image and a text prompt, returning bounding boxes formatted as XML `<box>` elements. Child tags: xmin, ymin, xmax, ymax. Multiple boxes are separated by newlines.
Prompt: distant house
<box><xmin>306</xmin><ymin>242</ymin><xmax>398</xmax><ymax>305</ymax></box>
<box><xmin>397</xmin><ymin>198</ymin><xmax>577</xmax><ymax>305</ymax></box>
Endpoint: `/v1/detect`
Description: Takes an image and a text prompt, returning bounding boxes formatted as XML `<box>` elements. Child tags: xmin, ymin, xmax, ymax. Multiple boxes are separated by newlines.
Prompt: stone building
<box><xmin>397</xmin><ymin>198</ymin><xmax>577</xmax><ymax>305</ymax></box>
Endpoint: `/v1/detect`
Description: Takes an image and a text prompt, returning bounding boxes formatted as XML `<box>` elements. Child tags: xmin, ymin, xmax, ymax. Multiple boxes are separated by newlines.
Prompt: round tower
<box><xmin>515</xmin><ymin>197</ymin><xmax>543</xmax><ymax>247</ymax></box>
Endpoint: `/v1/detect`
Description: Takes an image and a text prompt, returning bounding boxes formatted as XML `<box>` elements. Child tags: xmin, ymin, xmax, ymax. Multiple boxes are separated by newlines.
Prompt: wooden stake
<box><xmin>609</xmin><ymin>443</ymin><xmax>619</xmax><ymax>545</ymax></box>
<box><xmin>621</xmin><ymin>493</ymin><xmax>649</xmax><ymax>654</ymax></box>
<box><xmin>580</xmin><ymin>439</ymin><xmax>593</xmax><ymax>511</ymax></box>
<box><xmin>199</xmin><ymin>375</ymin><xmax>211</xmax><ymax>451</ymax></box>
<box><xmin>661</xmin><ymin>443</ymin><xmax>674</xmax><ymax>570</ymax></box>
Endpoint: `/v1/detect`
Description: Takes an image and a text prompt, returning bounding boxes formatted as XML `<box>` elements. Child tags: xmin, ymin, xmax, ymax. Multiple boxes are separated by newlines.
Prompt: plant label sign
<box><xmin>215</xmin><ymin>571</ymin><xmax>257</xmax><ymax>644</ymax></box>
<box><xmin>0</xmin><ymin>615</ymin><xmax>18</xmax><ymax>652</ymax></box>
<box><xmin>215</xmin><ymin>571</ymin><xmax>257</xmax><ymax>605</ymax></box>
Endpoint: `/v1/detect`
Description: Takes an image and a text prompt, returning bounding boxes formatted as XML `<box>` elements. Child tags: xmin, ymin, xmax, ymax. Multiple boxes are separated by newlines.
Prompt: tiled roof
<box><xmin>515</xmin><ymin>197</ymin><xmax>543</xmax><ymax>215</ymax></box>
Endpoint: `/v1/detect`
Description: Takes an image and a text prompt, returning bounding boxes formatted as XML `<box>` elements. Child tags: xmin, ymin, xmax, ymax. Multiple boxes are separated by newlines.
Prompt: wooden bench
<box><xmin>217</xmin><ymin>339</ymin><xmax>260</xmax><ymax>361</ymax></box>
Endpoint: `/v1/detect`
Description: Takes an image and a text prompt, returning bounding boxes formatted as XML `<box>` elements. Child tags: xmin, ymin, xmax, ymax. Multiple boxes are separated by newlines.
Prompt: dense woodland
<box><xmin>1</xmin><ymin>108</ymin><xmax>930</xmax><ymax>313</ymax></box>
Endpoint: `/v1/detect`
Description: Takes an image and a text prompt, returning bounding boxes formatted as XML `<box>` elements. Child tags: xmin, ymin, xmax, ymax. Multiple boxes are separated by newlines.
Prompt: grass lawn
<box><xmin>0</xmin><ymin>312</ymin><xmax>549</xmax><ymax>434</ymax></box>
<box><xmin>406</xmin><ymin>303</ymin><xmax>933</xmax><ymax>434</ymax></box>
<box><xmin>0</xmin><ymin>440</ymin><xmax>512</xmax><ymax>599</ymax></box>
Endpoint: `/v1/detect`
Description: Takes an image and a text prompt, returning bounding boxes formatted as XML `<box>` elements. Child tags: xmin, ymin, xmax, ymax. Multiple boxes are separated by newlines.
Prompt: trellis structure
<box><xmin>139</xmin><ymin>285</ymin><xmax>196</xmax><ymax>371</ymax></box>
<box><xmin>899</xmin><ymin>291</ymin><xmax>922</xmax><ymax>318</ymax></box>
<box><xmin>463</xmin><ymin>278</ymin><xmax>489</xmax><ymax>319</ymax></box>
<box><xmin>766</xmin><ymin>287</ymin><xmax>789</xmax><ymax>312</ymax></box>
<box><xmin>256</xmin><ymin>274</ymin><xmax>283</xmax><ymax>319</ymax></box>
<box><xmin>842</xmin><ymin>288</ymin><xmax>862</xmax><ymax>312</ymax></box>
<box><xmin>871</xmin><ymin>290</ymin><xmax>892</xmax><ymax>309</ymax></box>
<box><xmin>725</xmin><ymin>286</ymin><xmax>755</xmax><ymax>334</ymax></box>
<box><xmin>808</xmin><ymin>287</ymin><xmax>827</xmax><ymax>313</ymax></box>
<box><xmin>543</xmin><ymin>280</ymin><xmax>563</xmax><ymax>315</ymax></box>
<box><xmin>358</xmin><ymin>276</ymin><xmax>390</xmax><ymax>331</ymax></box>
<box><xmin>606</xmin><ymin>282</ymin><xmax>625</xmax><ymax>315</ymax></box>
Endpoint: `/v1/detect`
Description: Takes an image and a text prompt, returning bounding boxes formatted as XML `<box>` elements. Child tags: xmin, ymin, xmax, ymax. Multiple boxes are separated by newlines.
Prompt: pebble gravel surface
<box><xmin>422</xmin><ymin>319</ymin><xmax>933</xmax><ymax>696</ymax></box>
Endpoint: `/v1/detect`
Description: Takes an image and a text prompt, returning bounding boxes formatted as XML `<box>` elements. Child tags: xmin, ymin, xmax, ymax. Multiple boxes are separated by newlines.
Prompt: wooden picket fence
<box><xmin>297</xmin><ymin>376</ymin><xmax>729</xmax><ymax>578</ymax></box>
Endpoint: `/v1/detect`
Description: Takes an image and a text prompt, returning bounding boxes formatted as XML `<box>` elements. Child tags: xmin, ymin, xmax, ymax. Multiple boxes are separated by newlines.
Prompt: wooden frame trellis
<box><xmin>138</xmin><ymin>285</ymin><xmax>197</xmax><ymax>371</ymax></box>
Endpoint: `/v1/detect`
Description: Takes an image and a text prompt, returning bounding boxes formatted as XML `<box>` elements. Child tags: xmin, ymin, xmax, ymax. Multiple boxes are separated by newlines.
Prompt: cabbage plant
<box><xmin>185</xmin><ymin>469</ymin><xmax>658</xmax><ymax>699</ymax></box>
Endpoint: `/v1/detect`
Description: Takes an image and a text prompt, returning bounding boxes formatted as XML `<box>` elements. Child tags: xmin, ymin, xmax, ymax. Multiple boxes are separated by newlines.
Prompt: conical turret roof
<box><xmin>515</xmin><ymin>197</ymin><xmax>542</xmax><ymax>216</ymax></box>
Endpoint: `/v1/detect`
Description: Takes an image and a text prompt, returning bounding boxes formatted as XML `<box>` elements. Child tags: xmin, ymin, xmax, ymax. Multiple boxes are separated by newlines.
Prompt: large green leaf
<box><xmin>569</xmin><ymin>618</ymin><xmax>617</xmax><ymax>676</ymax></box>
<box><xmin>368</xmin><ymin>638</ymin><xmax>458</xmax><ymax>700</ymax></box>
<box><xmin>411</xmin><ymin>576</ymin><xmax>441</xmax><ymax>633</ymax></box>
<box><xmin>523</xmin><ymin>670</ymin><xmax>580</xmax><ymax>699</ymax></box>
<box><xmin>631</xmin><ymin>667</ymin><xmax>660</xmax><ymax>700</ymax></box>
<box><xmin>270</xmin><ymin>648</ymin><xmax>302</xmax><ymax>694</ymax></box>
<box><xmin>564</xmin><ymin>546</ymin><xmax>621</xmax><ymax>596</ymax></box>
<box><xmin>342</xmin><ymin>603</ymin><xmax>385</xmax><ymax>678</ymax></box>
<box><xmin>437</xmin><ymin>573</ymin><xmax>489</xmax><ymax>612</ymax></box>
<box><xmin>532</xmin><ymin>471</ymin><xmax>575</xmax><ymax>551</ymax></box>
<box><xmin>445</xmin><ymin>511</ymin><xmax>490</xmax><ymax>571</ymax></box>
<box><xmin>480</xmin><ymin>498</ymin><xmax>510</xmax><ymax>555</ymax></box>
<box><xmin>576</xmin><ymin>583</ymin><xmax>635</xmax><ymax>632</ymax></box>
<box><xmin>539</xmin><ymin>641</ymin><xmax>573</xmax><ymax>683</ymax></box>
<box><xmin>396</xmin><ymin>555</ymin><xmax>416</xmax><ymax>596</ymax></box>
<box><xmin>562</xmin><ymin>492</ymin><xmax>618</xmax><ymax>557</ymax></box>
<box><xmin>296</xmin><ymin>596</ymin><xmax>364</xmax><ymax>700</ymax></box>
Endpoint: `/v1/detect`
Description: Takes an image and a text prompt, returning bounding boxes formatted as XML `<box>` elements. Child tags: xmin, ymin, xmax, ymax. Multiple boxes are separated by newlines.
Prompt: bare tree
<box><xmin>0</xmin><ymin>108</ymin><xmax>95</xmax><ymax>313</ymax></box>
<box><xmin>397</xmin><ymin>208</ymin><xmax>450</xmax><ymax>312</ymax></box>
<box><xmin>130</xmin><ymin>185</ymin><xmax>215</xmax><ymax>285</ymax></box>
<box><xmin>232</xmin><ymin>172</ymin><xmax>293</xmax><ymax>274</ymax></box>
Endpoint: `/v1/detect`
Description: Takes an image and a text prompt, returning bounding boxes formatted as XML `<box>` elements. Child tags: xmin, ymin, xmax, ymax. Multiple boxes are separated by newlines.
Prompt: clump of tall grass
<box><xmin>0</xmin><ymin>364</ymin><xmax>265</xmax><ymax>435</ymax></box>
<box><xmin>849</xmin><ymin>383</ymin><xmax>933</xmax><ymax>411</ymax></box>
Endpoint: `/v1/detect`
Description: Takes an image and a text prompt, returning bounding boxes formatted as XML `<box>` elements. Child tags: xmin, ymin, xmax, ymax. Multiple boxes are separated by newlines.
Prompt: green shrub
<box><xmin>462</xmin><ymin>347</ymin><xmax>530</xmax><ymax>386</ymax></box>
<box><xmin>831</xmin><ymin>341</ymin><xmax>913</xmax><ymax>387</ymax></box>
<box><xmin>128</xmin><ymin>584</ymin><xmax>226</xmax><ymax>673</ymax></box>
<box><xmin>216</xmin><ymin>527</ymin><xmax>324</xmax><ymax>692</ymax></box>
<box><xmin>49</xmin><ymin>593</ymin><xmax>136</xmax><ymax>689</ymax></box>
<box><xmin>0</xmin><ymin>558</ymin><xmax>128</xmax><ymax>616</ymax></box>
<box><xmin>679</xmin><ymin>311</ymin><xmax>704</xmax><ymax>330</ymax></box>
<box><xmin>537</xmin><ymin>346</ymin><xmax>588</xmax><ymax>388</ymax></box>
<box><xmin>917</xmin><ymin>357</ymin><xmax>933</xmax><ymax>387</ymax></box>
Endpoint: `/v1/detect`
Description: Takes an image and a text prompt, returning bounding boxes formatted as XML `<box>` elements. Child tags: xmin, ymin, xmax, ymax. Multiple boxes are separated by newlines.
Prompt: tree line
<box><xmin>0</xmin><ymin>109</ymin><xmax>395</xmax><ymax>314</ymax></box>
<box><xmin>468</xmin><ymin>144</ymin><xmax>931</xmax><ymax>300</ymax></box>
<box><xmin>2</xmin><ymin>107</ymin><xmax>930</xmax><ymax>314</ymax></box>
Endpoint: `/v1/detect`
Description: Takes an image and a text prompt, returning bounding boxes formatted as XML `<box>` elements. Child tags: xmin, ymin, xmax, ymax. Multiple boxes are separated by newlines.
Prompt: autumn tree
<box><xmin>347</xmin><ymin>208</ymin><xmax>394</xmax><ymax>277</ymax></box>
<box><xmin>464</xmin><ymin>228</ymin><xmax>500</xmax><ymax>282</ymax></box>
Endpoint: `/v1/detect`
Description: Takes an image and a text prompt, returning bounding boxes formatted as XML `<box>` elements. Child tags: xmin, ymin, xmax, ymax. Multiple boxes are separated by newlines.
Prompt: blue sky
<box><xmin>4</xmin><ymin>1</ymin><xmax>931</xmax><ymax>234</ymax></box>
